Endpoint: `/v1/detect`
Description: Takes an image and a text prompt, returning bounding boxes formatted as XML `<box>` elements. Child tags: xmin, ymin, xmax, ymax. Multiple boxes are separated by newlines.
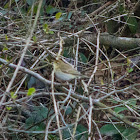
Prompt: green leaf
<box><xmin>127</xmin><ymin>68</ymin><xmax>133</xmax><ymax>73</ymax></box>
<box><xmin>46</xmin><ymin>5</ymin><xmax>57</xmax><ymax>15</ymax></box>
<box><xmin>2</xmin><ymin>46</ymin><xmax>8</xmax><ymax>51</ymax></box>
<box><xmin>109</xmin><ymin>98</ymin><xmax>119</xmax><ymax>104</ymax></box>
<box><xmin>26</xmin><ymin>0</ymin><xmax>36</xmax><ymax>6</ymax></box>
<box><xmin>67</xmin><ymin>12</ymin><xmax>72</xmax><ymax>20</ymax></box>
<box><xmin>48</xmin><ymin>134</ymin><xmax>58</xmax><ymax>140</ymax></box>
<box><xmin>33</xmin><ymin>5</ymin><xmax>38</xmax><ymax>14</ymax></box>
<box><xmin>43</xmin><ymin>24</ymin><xmax>54</xmax><ymax>34</ymax></box>
<box><xmin>127</xmin><ymin>98</ymin><xmax>137</xmax><ymax>106</ymax></box>
<box><xmin>33</xmin><ymin>106</ymin><xmax>48</xmax><ymax>119</ymax></box>
<box><xmin>43</xmin><ymin>23</ymin><xmax>49</xmax><ymax>33</ymax></box>
<box><xmin>0</xmin><ymin>10</ymin><xmax>7</xmax><ymax>15</ymax></box>
<box><xmin>79</xmin><ymin>53</ymin><xmax>88</xmax><ymax>63</ymax></box>
<box><xmin>114</xmin><ymin>107</ymin><xmax>128</xmax><ymax>113</ymax></box>
<box><xmin>62</xmin><ymin>125</ymin><xmax>73</xmax><ymax>139</ymax></box>
<box><xmin>106</xmin><ymin>20</ymin><xmax>118</xmax><ymax>34</ymax></box>
<box><xmin>76</xmin><ymin>124</ymin><xmax>88</xmax><ymax>139</ymax></box>
<box><xmin>43</xmin><ymin>23</ymin><xmax>48</xmax><ymax>29</ymax></box>
<box><xmin>64</xmin><ymin>106</ymin><xmax>72</xmax><ymax>115</ymax></box>
<box><xmin>63</xmin><ymin>124</ymin><xmax>88</xmax><ymax>139</ymax></box>
<box><xmin>100</xmin><ymin>124</ymin><xmax>125</xmax><ymax>136</ymax></box>
<box><xmin>127</xmin><ymin>58</ymin><xmax>131</xmax><ymax>66</ymax></box>
<box><xmin>5</xmin><ymin>35</ymin><xmax>8</xmax><ymax>41</ymax></box>
<box><xmin>27</xmin><ymin>87</ymin><xmax>36</xmax><ymax>96</ymax></box>
<box><xmin>33</xmin><ymin>35</ymin><xmax>37</xmax><ymax>42</ymax></box>
<box><xmin>26</xmin><ymin>119</ymin><xmax>46</xmax><ymax>131</ymax></box>
<box><xmin>25</xmin><ymin>106</ymin><xmax>48</xmax><ymax>130</ymax></box>
<box><xmin>122</xmin><ymin>128</ymin><xmax>137</xmax><ymax>140</ymax></box>
<box><xmin>112</xmin><ymin>134</ymin><xmax>122</xmax><ymax>140</ymax></box>
<box><xmin>76</xmin><ymin>124</ymin><xmax>88</xmax><ymax>133</ymax></box>
<box><xmin>6</xmin><ymin>106</ymin><xmax>12</xmax><ymax>110</ymax></box>
<box><xmin>124</xmin><ymin>16</ymin><xmax>138</xmax><ymax>34</ymax></box>
<box><xmin>4</xmin><ymin>0</ymin><xmax>15</xmax><ymax>8</ymax></box>
<box><xmin>55</xmin><ymin>12</ymin><xmax>62</xmax><ymax>19</ymax></box>
<box><xmin>10</xmin><ymin>92</ymin><xmax>17</xmax><ymax>99</ymax></box>
<box><xmin>119</xmin><ymin>4</ymin><xmax>125</xmax><ymax>13</ymax></box>
<box><xmin>63</xmin><ymin>49</ymin><xmax>71</xmax><ymax>58</ymax></box>
<box><xmin>48</xmin><ymin>30</ymin><xmax>54</xmax><ymax>34</ymax></box>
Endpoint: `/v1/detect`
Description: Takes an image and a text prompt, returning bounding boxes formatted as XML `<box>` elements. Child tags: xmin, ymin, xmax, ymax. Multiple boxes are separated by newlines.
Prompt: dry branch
<box><xmin>83</xmin><ymin>33</ymin><xmax>140</xmax><ymax>49</ymax></box>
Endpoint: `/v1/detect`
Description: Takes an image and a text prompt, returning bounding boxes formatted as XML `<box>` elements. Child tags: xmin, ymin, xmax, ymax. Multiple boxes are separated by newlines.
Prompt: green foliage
<box><xmin>5</xmin><ymin>35</ymin><xmax>8</xmax><ymax>41</ymax></box>
<box><xmin>62</xmin><ymin>124</ymin><xmax>88</xmax><ymax>140</ymax></box>
<box><xmin>114</xmin><ymin>106</ymin><xmax>128</xmax><ymax>113</ymax></box>
<box><xmin>76</xmin><ymin>124</ymin><xmax>88</xmax><ymax>140</ymax></box>
<box><xmin>55</xmin><ymin>12</ymin><xmax>62</xmax><ymax>20</ymax></box>
<box><xmin>33</xmin><ymin>35</ymin><xmax>37</xmax><ymax>43</ymax></box>
<box><xmin>100</xmin><ymin>124</ymin><xmax>125</xmax><ymax>136</ymax></box>
<box><xmin>27</xmin><ymin>87</ymin><xmax>36</xmax><ymax>96</ymax></box>
<box><xmin>6</xmin><ymin>106</ymin><xmax>12</xmax><ymax>110</ymax></box>
<box><xmin>109</xmin><ymin>98</ymin><xmax>119</xmax><ymax>104</ymax></box>
<box><xmin>126</xmin><ymin>58</ymin><xmax>133</xmax><ymax>73</ymax></box>
<box><xmin>106</xmin><ymin>20</ymin><xmax>119</xmax><ymax>34</ymax></box>
<box><xmin>26</xmin><ymin>0</ymin><xmax>36</xmax><ymax>6</ymax></box>
<box><xmin>43</xmin><ymin>23</ymin><xmax>54</xmax><ymax>34</ymax></box>
<box><xmin>49</xmin><ymin>30</ymin><xmax>54</xmax><ymax>34</ymax></box>
<box><xmin>24</xmin><ymin>106</ymin><xmax>56</xmax><ymax>139</ymax></box>
<box><xmin>64</xmin><ymin>105</ymin><xmax>72</xmax><ymax>115</ymax></box>
<box><xmin>114</xmin><ymin>98</ymin><xmax>137</xmax><ymax>114</ymax></box>
<box><xmin>119</xmin><ymin>4</ymin><xmax>125</xmax><ymax>13</ymax></box>
<box><xmin>63</xmin><ymin>49</ymin><xmax>88</xmax><ymax>64</ymax></box>
<box><xmin>76</xmin><ymin>86</ymin><xmax>84</xmax><ymax>95</ymax></box>
<box><xmin>79</xmin><ymin>52</ymin><xmax>88</xmax><ymax>63</ymax></box>
<box><xmin>67</xmin><ymin>12</ymin><xmax>72</xmax><ymax>20</ymax></box>
<box><xmin>124</xmin><ymin>16</ymin><xmax>138</xmax><ymax>34</ymax></box>
<box><xmin>2</xmin><ymin>45</ymin><xmax>8</xmax><ymax>52</ymax></box>
<box><xmin>25</xmin><ymin>106</ymin><xmax>48</xmax><ymax>130</ymax></box>
<box><xmin>46</xmin><ymin>5</ymin><xmax>58</xmax><ymax>15</ymax></box>
<box><xmin>4</xmin><ymin>0</ymin><xmax>15</xmax><ymax>8</ymax></box>
<box><xmin>100</xmin><ymin>124</ymin><xmax>138</xmax><ymax>140</ymax></box>
<box><xmin>33</xmin><ymin>5</ymin><xmax>38</xmax><ymax>14</ymax></box>
<box><xmin>122</xmin><ymin>128</ymin><xmax>138</xmax><ymax>140</ymax></box>
<box><xmin>125</xmin><ymin>98</ymin><xmax>137</xmax><ymax>111</ymax></box>
<box><xmin>1</xmin><ymin>1</ymin><xmax>139</xmax><ymax>140</ymax></box>
<box><xmin>127</xmin><ymin>58</ymin><xmax>131</xmax><ymax>66</ymax></box>
<box><xmin>10</xmin><ymin>92</ymin><xmax>17</xmax><ymax>99</ymax></box>
<box><xmin>63</xmin><ymin>48</ymin><xmax>72</xmax><ymax>58</ymax></box>
<box><xmin>48</xmin><ymin>134</ymin><xmax>58</xmax><ymax>140</ymax></box>
<box><xmin>127</xmin><ymin>67</ymin><xmax>133</xmax><ymax>73</ymax></box>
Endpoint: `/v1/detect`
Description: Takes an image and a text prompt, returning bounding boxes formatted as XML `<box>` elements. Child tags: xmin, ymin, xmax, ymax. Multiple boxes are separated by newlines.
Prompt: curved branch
<box><xmin>0</xmin><ymin>58</ymin><xmax>60</xmax><ymax>85</ymax></box>
<box><xmin>84</xmin><ymin>33</ymin><xmax>140</xmax><ymax>49</ymax></box>
<box><xmin>0</xmin><ymin>58</ymin><xmax>140</xmax><ymax>130</ymax></box>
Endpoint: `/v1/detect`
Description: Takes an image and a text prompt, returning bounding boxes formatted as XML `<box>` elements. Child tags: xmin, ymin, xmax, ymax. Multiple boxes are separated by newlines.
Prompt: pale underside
<box><xmin>53</xmin><ymin>60</ymin><xmax>81</xmax><ymax>81</ymax></box>
<box><xmin>54</xmin><ymin>70</ymin><xmax>78</xmax><ymax>81</ymax></box>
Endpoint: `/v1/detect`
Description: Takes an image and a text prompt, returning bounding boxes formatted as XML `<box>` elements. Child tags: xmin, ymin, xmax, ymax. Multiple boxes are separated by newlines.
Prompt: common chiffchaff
<box><xmin>53</xmin><ymin>59</ymin><xmax>82</xmax><ymax>81</ymax></box>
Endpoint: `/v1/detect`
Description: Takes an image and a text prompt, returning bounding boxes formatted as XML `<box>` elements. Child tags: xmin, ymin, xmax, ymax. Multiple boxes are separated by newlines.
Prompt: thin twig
<box><xmin>0</xmin><ymin>0</ymin><xmax>43</xmax><ymax>107</ymax></box>
<box><xmin>87</xmin><ymin>31</ymin><xmax>100</xmax><ymax>86</ymax></box>
<box><xmin>71</xmin><ymin>106</ymin><xmax>81</xmax><ymax>140</ymax></box>
<box><xmin>0</xmin><ymin>58</ymin><xmax>60</xmax><ymax>86</ymax></box>
<box><xmin>88</xmin><ymin>96</ymin><xmax>93</xmax><ymax>140</ymax></box>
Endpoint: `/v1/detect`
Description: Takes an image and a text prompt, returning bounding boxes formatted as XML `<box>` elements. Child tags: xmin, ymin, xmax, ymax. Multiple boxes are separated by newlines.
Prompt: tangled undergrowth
<box><xmin>0</xmin><ymin>0</ymin><xmax>140</xmax><ymax>139</ymax></box>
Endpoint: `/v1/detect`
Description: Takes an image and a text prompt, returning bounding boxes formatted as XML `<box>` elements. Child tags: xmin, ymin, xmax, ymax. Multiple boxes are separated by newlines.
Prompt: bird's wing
<box><xmin>63</xmin><ymin>68</ymin><xmax>81</xmax><ymax>76</ymax></box>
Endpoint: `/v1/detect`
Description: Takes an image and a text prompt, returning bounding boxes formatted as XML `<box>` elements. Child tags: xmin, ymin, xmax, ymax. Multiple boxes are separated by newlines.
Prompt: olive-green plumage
<box><xmin>53</xmin><ymin>59</ymin><xmax>81</xmax><ymax>81</ymax></box>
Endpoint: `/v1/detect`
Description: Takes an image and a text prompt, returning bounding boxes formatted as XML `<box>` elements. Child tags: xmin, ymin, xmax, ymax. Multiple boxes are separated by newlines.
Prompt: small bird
<box><xmin>53</xmin><ymin>59</ymin><xmax>82</xmax><ymax>81</ymax></box>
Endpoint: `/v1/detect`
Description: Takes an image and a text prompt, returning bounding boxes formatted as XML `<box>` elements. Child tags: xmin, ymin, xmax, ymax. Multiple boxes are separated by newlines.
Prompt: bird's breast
<box><xmin>54</xmin><ymin>71</ymin><xmax>76</xmax><ymax>81</ymax></box>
